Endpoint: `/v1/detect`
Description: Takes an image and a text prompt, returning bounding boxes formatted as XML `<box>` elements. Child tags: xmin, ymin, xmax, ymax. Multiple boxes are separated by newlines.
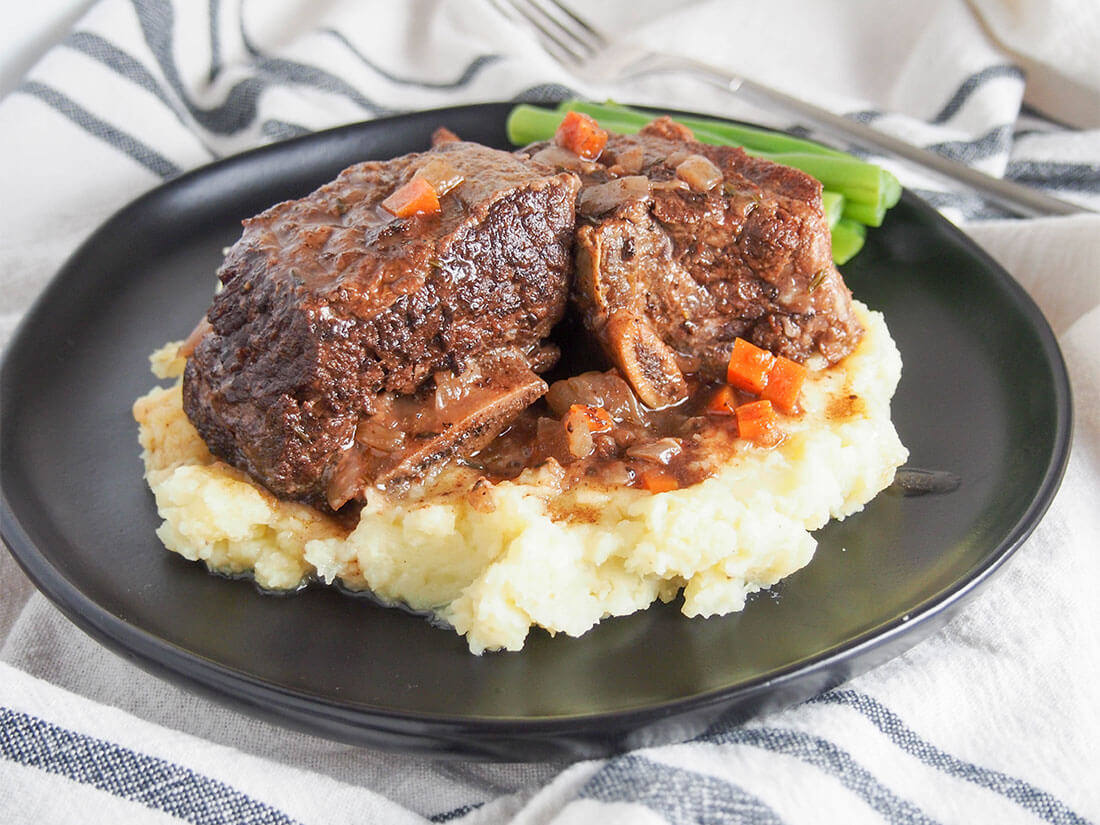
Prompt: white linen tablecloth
<box><xmin>2</xmin><ymin>1</ymin><xmax>1098</xmax><ymax>822</ymax></box>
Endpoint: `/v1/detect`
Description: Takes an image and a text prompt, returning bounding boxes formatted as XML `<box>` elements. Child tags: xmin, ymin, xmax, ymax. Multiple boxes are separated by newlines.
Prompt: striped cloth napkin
<box><xmin>2</xmin><ymin>1</ymin><xmax>1098</xmax><ymax>822</ymax></box>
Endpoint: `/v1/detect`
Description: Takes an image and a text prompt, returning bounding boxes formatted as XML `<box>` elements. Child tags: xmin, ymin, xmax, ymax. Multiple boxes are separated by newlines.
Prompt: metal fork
<box><xmin>493</xmin><ymin>0</ymin><xmax>1092</xmax><ymax>217</ymax></box>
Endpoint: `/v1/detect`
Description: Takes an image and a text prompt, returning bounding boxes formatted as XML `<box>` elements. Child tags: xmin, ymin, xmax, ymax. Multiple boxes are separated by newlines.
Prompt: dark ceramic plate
<box><xmin>0</xmin><ymin>104</ymin><xmax>1071</xmax><ymax>760</ymax></box>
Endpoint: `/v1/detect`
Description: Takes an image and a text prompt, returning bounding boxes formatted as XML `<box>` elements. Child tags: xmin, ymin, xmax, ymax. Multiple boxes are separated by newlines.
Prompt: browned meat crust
<box><xmin>530</xmin><ymin>118</ymin><xmax>863</xmax><ymax>407</ymax></box>
<box><xmin>183</xmin><ymin>118</ymin><xmax>866</xmax><ymax>509</ymax></box>
<box><xmin>183</xmin><ymin>141</ymin><xmax>579</xmax><ymax>508</ymax></box>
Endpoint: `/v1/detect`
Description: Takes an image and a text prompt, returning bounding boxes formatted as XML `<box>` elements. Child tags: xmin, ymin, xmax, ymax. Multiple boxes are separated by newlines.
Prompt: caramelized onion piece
<box><xmin>613</xmin><ymin>145</ymin><xmax>645</xmax><ymax>174</ymax></box>
<box><xmin>577</xmin><ymin>176</ymin><xmax>651</xmax><ymax>217</ymax></box>
<box><xmin>326</xmin><ymin>454</ymin><xmax>364</xmax><ymax>511</ymax></box>
<box><xmin>466</xmin><ymin>477</ymin><xmax>496</xmax><ymax>513</ymax></box>
<box><xmin>675</xmin><ymin>154</ymin><xmax>723</xmax><ymax>192</ymax></box>
<box><xmin>562</xmin><ymin>407</ymin><xmax>597</xmax><ymax>459</ymax></box>
<box><xmin>546</xmin><ymin>371</ymin><xmax>649</xmax><ymax>425</ymax></box>
<box><xmin>651</xmin><ymin>178</ymin><xmax>689</xmax><ymax>192</ymax></box>
<box><xmin>434</xmin><ymin>365</ymin><xmax>481</xmax><ymax>411</ymax></box>
<box><xmin>531</xmin><ymin>144</ymin><xmax>599</xmax><ymax>173</ymax></box>
<box><xmin>626</xmin><ymin>437</ymin><xmax>683</xmax><ymax>464</ymax></box>
<box><xmin>354</xmin><ymin>418</ymin><xmax>406</xmax><ymax>452</ymax></box>
<box><xmin>414</xmin><ymin>157</ymin><xmax>465</xmax><ymax>196</ymax></box>
<box><xmin>597</xmin><ymin>460</ymin><xmax>634</xmax><ymax>487</ymax></box>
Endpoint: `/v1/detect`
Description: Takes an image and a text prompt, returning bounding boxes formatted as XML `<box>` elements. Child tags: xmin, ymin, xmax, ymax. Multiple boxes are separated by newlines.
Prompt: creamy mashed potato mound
<box><xmin>134</xmin><ymin>302</ymin><xmax>907</xmax><ymax>654</ymax></box>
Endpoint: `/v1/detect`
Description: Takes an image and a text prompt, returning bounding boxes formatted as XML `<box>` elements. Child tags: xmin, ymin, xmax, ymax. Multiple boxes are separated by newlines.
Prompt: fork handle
<box><xmin>657</xmin><ymin>57</ymin><xmax>1092</xmax><ymax>217</ymax></box>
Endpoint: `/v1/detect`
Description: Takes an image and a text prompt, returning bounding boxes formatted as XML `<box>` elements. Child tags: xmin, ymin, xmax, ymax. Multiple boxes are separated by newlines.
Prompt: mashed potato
<box><xmin>134</xmin><ymin>302</ymin><xmax>907</xmax><ymax>653</ymax></box>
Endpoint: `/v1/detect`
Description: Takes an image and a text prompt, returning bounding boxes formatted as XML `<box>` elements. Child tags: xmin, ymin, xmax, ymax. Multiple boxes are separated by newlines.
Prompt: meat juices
<box><xmin>183</xmin><ymin>141</ymin><xmax>580</xmax><ymax>510</ymax></box>
<box><xmin>529</xmin><ymin>118</ymin><xmax>863</xmax><ymax>408</ymax></box>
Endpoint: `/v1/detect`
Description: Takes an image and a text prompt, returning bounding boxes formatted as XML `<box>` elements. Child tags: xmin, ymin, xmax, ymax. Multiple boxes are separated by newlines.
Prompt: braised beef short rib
<box><xmin>185</xmin><ymin>117</ymin><xmax>866</xmax><ymax>509</ymax></box>
<box><xmin>526</xmin><ymin>118</ymin><xmax>863</xmax><ymax>408</ymax></box>
<box><xmin>183</xmin><ymin>141</ymin><xmax>580</xmax><ymax>509</ymax></box>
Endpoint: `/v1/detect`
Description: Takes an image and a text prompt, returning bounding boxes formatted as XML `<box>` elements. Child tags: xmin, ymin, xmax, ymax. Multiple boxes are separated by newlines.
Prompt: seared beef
<box><xmin>184</xmin><ymin>117</ymin><xmax>867</xmax><ymax>509</ymax></box>
<box><xmin>528</xmin><ymin>118</ymin><xmax>862</xmax><ymax>408</ymax></box>
<box><xmin>183</xmin><ymin>142</ymin><xmax>580</xmax><ymax>508</ymax></box>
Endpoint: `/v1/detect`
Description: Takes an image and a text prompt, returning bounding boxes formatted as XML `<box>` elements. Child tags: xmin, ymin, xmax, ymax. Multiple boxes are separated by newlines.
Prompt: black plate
<box><xmin>0</xmin><ymin>103</ymin><xmax>1072</xmax><ymax>760</ymax></box>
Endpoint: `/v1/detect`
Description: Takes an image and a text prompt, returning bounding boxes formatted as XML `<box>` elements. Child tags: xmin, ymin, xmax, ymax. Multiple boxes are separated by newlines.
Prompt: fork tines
<box><xmin>492</xmin><ymin>0</ymin><xmax>607</xmax><ymax>65</ymax></box>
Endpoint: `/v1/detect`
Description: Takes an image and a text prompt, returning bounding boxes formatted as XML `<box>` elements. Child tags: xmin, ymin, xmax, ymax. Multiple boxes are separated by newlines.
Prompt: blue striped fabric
<box><xmin>13</xmin><ymin>0</ymin><xmax>1090</xmax><ymax>220</ymax></box>
<box><xmin>5</xmin><ymin>691</ymin><xmax>1092</xmax><ymax>825</ymax></box>
<box><xmin>18</xmin><ymin>79</ymin><xmax>182</xmax><ymax>177</ymax></box>
<box><xmin>0</xmin><ymin>706</ymin><xmax>298</xmax><ymax>825</ymax></box>
<box><xmin>545</xmin><ymin>688</ymin><xmax>1092</xmax><ymax>825</ymax></box>
<box><xmin>579</xmin><ymin>753</ymin><xmax>785</xmax><ymax>824</ymax></box>
<box><xmin>812</xmin><ymin>691</ymin><xmax>1092</xmax><ymax>825</ymax></box>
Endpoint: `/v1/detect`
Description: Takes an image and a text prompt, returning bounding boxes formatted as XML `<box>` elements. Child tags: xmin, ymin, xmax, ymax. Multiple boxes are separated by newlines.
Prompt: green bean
<box><xmin>841</xmin><ymin>199</ymin><xmax>887</xmax><ymax>227</ymax></box>
<box><xmin>831</xmin><ymin>219</ymin><xmax>867</xmax><ymax>264</ymax></box>
<box><xmin>558</xmin><ymin>99</ymin><xmax>850</xmax><ymax>159</ymax></box>
<box><xmin>822</xmin><ymin>191</ymin><xmax>845</xmax><ymax>229</ymax></box>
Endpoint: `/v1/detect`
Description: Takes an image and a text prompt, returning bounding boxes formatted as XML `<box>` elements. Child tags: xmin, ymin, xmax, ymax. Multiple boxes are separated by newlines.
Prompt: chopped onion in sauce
<box><xmin>562</xmin><ymin>407</ymin><xmax>597</xmax><ymax>458</ymax></box>
<box><xmin>531</xmin><ymin>144</ymin><xmax>599</xmax><ymax>173</ymax></box>
<box><xmin>354</xmin><ymin>419</ymin><xmax>406</xmax><ymax>452</ymax></box>
<box><xmin>414</xmin><ymin>158</ymin><xmax>465</xmax><ymax>196</ymax></box>
<box><xmin>675</xmin><ymin>154</ymin><xmax>723</xmax><ymax>193</ymax></box>
<box><xmin>650</xmin><ymin>178</ymin><xmax>690</xmax><ymax>192</ymax></box>
<box><xmin>664</xmin><ymin>150</ymin><xmax>691</xmax><ymax>167</ymax></box>
<box><xmin>616</xmin><ymin>146</ymin><xmax>645</xmax><ymax>174</ymax></box>
<box><xmin>577</xmin><ymin>176</ymin><xmax>651</xmax><ymax>216</ymax></box>
<box><xmin>626</xmin><ymin>437</ymin><xmax>683</xmax><ymax>464</ymax></box>
<box><xmin>434</xmin><ymin>366</ymin><xmax>481</xmax><ymax>411</ymax></box>
<box><xmin>326</xmin><ymin>457</ymin><xmax>362</xmax><ymax>511</ymax></box>
<box><xmin>546</xmin><ymin>371</ymin><xmax>649</xmax><ymax>425</ymax></box>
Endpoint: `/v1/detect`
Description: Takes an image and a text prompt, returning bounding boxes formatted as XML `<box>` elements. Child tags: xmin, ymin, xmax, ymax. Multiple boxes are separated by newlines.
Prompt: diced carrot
<box><xmin>735</xmin><ymin>400</ymin><xmax>784</xmax><ymax>447</ymax></box>
<box><xmin>726</xmin><ymin>337</ymin><xmax>775</xmax><ymax>395</ymax></box>
<box><xmin>381</xmin><ymin>177</ymin><xmax>440</xmax><ymax>218</ymax></box>
<box><xmin>706</xmin><ymin>385</ymin><xmax>738</xmax><ymax>415</ymax></box>
<box><xmin>555</xmin><ymin>111</ymin><xmax>608</xmax><ymax>161</ymax></box>
<box><xmin>761</xmin><ymin>355</ymin><xmax>808</xmax><ymax>413</ymax></box>
<box><xmin>639</xmin><ymin>467</ymin><xmax>679</xmax><ymax>493</ymax></box>
<box><xmin>568</xmin><ymin>404</ymin><xmax>614</xmax><ymax>433</ymax></box>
